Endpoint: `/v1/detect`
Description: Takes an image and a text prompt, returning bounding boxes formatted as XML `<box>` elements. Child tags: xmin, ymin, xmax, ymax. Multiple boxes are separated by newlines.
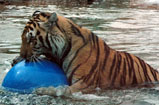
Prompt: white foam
<box><xmin>72</xmin><ymin>92</ymin><xmax>109</xmax><ymax>101</ymax></box>
<box><xmin>144</xmin><ymin>0</ymin><xmax>159</xmax><ymax>5</ymax></box>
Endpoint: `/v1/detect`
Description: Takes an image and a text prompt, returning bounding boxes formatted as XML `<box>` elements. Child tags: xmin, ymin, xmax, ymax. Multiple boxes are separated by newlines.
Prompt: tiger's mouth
<box><xmin>25</xmin><ymin>54</ymin><xmax>48</xmax><ymax>63</ymax></box>
<box><xmin>27</xmin><ymin>48</ymin><xmax>47</xmax><ymax>62</ymax></box>
<box><xmin>11</xmin><ymin>54</ymin><xmax>48</xmax><ymax>67</ymax></box>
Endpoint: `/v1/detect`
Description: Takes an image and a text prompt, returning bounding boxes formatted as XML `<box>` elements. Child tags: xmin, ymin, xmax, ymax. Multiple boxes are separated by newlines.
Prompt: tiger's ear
<box><xmin>48</xmin><ymin>12</ymin><xmax>58</xmax><ymax>23</ymax></box>
<box><xmin>32</xmin><ymin>10</ymin><xmax>41</xmax><ymax>17</ymax></box>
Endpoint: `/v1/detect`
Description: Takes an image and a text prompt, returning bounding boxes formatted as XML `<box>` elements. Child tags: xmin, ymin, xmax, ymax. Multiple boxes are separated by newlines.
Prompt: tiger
<box><xmin>12</xmin><ymin>11</ymin><xmax>159</xmax><ymax>96</ymax></box>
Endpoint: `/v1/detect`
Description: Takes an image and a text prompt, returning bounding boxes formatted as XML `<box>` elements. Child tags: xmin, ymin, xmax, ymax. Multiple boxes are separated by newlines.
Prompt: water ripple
<box><xmin>0</xmin><ymin>2</ymin><xmax>159</xmax><ymax>105</ymax></box>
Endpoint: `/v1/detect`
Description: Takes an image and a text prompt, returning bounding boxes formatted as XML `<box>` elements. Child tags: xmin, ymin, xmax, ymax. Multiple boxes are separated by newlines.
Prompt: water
<box><xmin>1</xmin><ymin>1</ymin><xmax>159</xmax><ymax>104</ymax></box>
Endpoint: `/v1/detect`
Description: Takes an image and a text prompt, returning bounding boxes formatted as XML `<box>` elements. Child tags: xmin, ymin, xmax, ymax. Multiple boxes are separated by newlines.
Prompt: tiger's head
<box><xmin>20</xmin><ymin>11</ymin><xmax>89</xmax><ymax>63</ymax></box>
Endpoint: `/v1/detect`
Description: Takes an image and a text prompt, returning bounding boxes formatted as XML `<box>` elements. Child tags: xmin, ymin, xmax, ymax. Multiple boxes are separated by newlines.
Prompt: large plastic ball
<box><xmin>2</xmin><ymin>59</ymin><xmax>68</xmax><ymax>93</ymax></box>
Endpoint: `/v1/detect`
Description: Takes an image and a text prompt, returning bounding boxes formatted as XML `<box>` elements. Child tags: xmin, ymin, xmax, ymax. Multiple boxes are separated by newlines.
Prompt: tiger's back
<box><xmin>65</xmin><ymin>32</ymin><xmax>159</xmax><ymax>89</ymax></box>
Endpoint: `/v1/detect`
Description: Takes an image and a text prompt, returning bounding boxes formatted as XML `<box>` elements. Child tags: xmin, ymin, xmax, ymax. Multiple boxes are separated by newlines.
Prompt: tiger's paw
<box><xmin>11</xmin><ymin>56</ymin><xmax>24</xmax><ymax>67</ymax></box>
<box><xmin>34</xmin><ymin>86</ymin><xmax>71</xmax><ymax>97</ymax></box>
<box><xmin>34</xmin><ymin>87</ymin><xmax>57</xmax><ymax>96</ymax></box>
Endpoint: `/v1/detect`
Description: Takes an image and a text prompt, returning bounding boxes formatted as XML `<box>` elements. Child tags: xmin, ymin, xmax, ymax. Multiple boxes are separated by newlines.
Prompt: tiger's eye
<box><xmin>33</xmin><ymin>41</ymin><xmax>37</xmax><ymax>45</ymax></box>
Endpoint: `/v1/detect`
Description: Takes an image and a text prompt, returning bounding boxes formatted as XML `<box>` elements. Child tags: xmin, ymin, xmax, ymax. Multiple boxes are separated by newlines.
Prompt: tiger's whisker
<box><xmin>33</xmin><ymin>55</ymin><xmax>44</xmax><ymax>65</ymax></box>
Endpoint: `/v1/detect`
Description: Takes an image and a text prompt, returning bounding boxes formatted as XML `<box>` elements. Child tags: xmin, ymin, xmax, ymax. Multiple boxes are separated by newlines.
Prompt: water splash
<box><xmin>144</xmin><ymin>0</ymin><xmax>159</xmax><ymax>5</ymax></box>
<box><xmin>1</xmin><ymin>2</ymin><xmax>159</xmax><ymax>105</ymax></box>
<box><xmin>72</xmin><ymin>92</ymin><xmax>109</xmax><ymax>101</ymax></box>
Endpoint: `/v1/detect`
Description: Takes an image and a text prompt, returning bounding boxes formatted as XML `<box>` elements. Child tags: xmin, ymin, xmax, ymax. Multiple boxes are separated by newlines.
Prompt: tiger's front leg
<box><xmin>11</xmin><ymin>56</ymin><xmax>24</xmax><ymax>66</ymax></box>
<box><xmin>34</xmin><ymin>86</ymin><xmax>71</xmax><ymax>96</ymax></box>
<box><xmin>34</xmin><ymin>80</ymin><xmax>90</xmax><ymax>96</ymax></box>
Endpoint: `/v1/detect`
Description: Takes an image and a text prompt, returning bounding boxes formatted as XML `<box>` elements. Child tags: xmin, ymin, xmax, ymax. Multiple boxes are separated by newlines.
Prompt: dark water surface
<box><xmin>1</xmin><ymin>1</ymin><xmax>159</xmax><ymax>105</ymax></box>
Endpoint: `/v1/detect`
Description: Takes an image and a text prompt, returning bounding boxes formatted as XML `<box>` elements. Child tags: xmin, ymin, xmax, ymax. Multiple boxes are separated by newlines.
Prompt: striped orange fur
<box><xmin>13</xmin><ymin>11</ymin><xmax>159</xmax><ymax>94</ymax></box>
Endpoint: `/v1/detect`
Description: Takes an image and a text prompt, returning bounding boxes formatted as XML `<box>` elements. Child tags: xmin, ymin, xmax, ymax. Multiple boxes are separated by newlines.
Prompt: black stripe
<box><xmin>89</xmin><ymin>69</ymin><xmax>99</xmax><ymax>87</ymax></box>
<box><xmin>95</xmin><ymin>69</ymin><xmax>101</xmax><ymax>87</ymax></box>
<box><xmin>38</xmin><ymin>36</ymin><xmax>44</xmax><ymax>45</ymax></box>
<box><xmin>30</xmin><ymin>33</ymin><xmax>33</xmax><ymax>36</ymax></box>
<box><xmin>65</xmin><ymin>42</ymin><xmax>88</xmax><ymax>73</ymax></box>
<box><xmin>55</xmin><ymin>22</ymin><xmax>66</xmax><ymax>34</ymax></box>
<box><xmin>117</xmin><ymin>53</ymin><xmax>122</xmax><ymax>74</ymax></box>
<box><xmin>36</xmin><ymin>30</ymin><xmax>40</xmax><ymax>35</ymax></box>
<box><xmin>68</xmin><ymin>64</ymin><xmax>81</xmax><ymax>85</ymax></box>
<box><xmin>108</xmin><ymin>53</ymin><xmax>117</xmax><ymax>79</ymax></box>
<box><xmin>33</xmin><ymin>22</ymin><xmax>36</xmax><ymax>27</ymax></box>
<box><xmin>125</xmin><ymin>53</ymin><xmax>132</xmax><ymax>78</ymax></box>
<box><xmin>61</xmin><ymin>41</ymin><xmax>72</xmax><ymax>65</ymax></box>
<box><xmin>146</xmin><ymin>63</ymin><xmax>158</xmax><ymax>81</ymax></box>
<box><xmin>27</xmin><ymin>20</ymin><xmax>34</xmax><ymax>24</ymax></box>
<box><xmin>101</xmin><ymin>42</ymin><xmax>110</xmax><ymax>71</ymax></box>
<box><xmin>69</xmin><ymin>21</ymin><xmax>86</xmax><ymax>43</ymax></box>
<box><xmin>96</xmin><ymin>65</ymin><xmax>101</xmax><ymax>87</ymax></box>
<box><xmin>150</xmin><ymin>68</ymin><xmax>158</xmax><ymax>81</ymax></box>
<box><xmin>120</xmin><ymin>58</ymin><xmax>127</xmax><ymax>86</ymax></box>
<box><xmin>84</xmin><ymin>36</ymin><xmax>100</xmax><ymax>83</ymax></box>
<box><xmin>45</xmin><ymin>33</ymin><xmax>52</xmax><ymax>49</ymax></box>
<box><xmin>27</xmin><ymin>21</ymin><xmax>33</xmax><ymax>24</ymax></box>
<box><xmin>40</xmin><ymin>12</ymin><xmax>47</xmax><ymax>17</ymax></box>
<box><xmin>32</xmin><ymin>10</ymin><xmax>41</xmax><ymax>17</ymax></box>
<box><xmin>137</xmin><ymin>58</ymin><xmax>151</xmax><ymax>82</ymax></box>
<box><xmin>135</xmin><ymin>60</ymin><xmax>144</xmax><ymax>83</ymax></box>
<box><xmin>37</xmin><ymin>23</ymin><xmax>40</xmax><ymax>27</ymax></box>
<box><xmin>125</xmin><ymin>53</ymin><xmax>138</xmax><ymax>85</ymax></box>
<box><xmin>110</xmin><ymin>52</ymin><xmax>122</xmax><ymax>86</ymax></box>
<box><xmin>28</xmin><ymin>26</ymin><xmax>33</xmax><ymax>31</ymax></box>
<box><xmin>50</xmin><ymin>36</ymin><xmax>58</xmax><ymax>50</ymax></box>
<box><xmin>127</xmin><ymin>54</ymin><xmax>138</xmax><ymax>84</ymax></box>
<box><xmin>67</xmin><ymin>35</ymin><xmax>96</xmax><ymax>84</ymax></box>
<box><xmin>38</xmin><ymin>26</ymin><xmax>45</xmax><ymax>32</ymax></box>
<box><xmin>80</xmin><ymin>34</ymin><xmax>94</xmax><ymax>63</ymax></box>
<box><xmin>91</xmin><ymin>32</ymin><xmax>96</xmax><ymax>47</ymax></box>
<box><xmin>25</xmin><ymin>26</ymin><xmax>28</xmax><ymax>29</ymax></box>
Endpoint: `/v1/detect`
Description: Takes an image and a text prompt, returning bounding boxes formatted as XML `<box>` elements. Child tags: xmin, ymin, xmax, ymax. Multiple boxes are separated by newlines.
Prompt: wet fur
<box><xmin>13</xmin><ymin>11</ymin><xmax>159</xmax><ymax>95</ymax></box>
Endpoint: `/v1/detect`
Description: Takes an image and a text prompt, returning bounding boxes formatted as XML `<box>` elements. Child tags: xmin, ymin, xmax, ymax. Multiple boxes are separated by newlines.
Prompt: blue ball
<box><xmin>2</xmin><ymin>59</ymin><xmax>68</xmax><ymax>93</ymax></box>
